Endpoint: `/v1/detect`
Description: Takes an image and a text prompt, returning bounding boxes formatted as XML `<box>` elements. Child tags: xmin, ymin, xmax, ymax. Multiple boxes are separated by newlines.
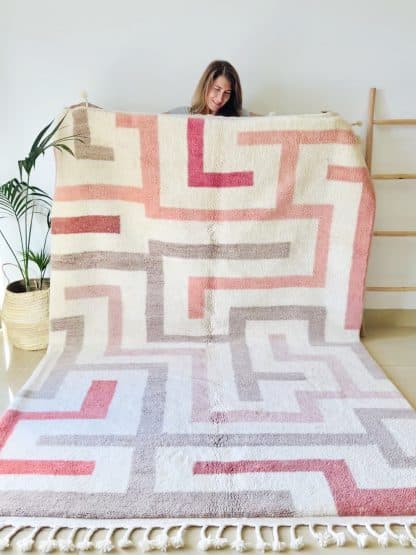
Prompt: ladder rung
<box><xmin>373</xmin><ymin>118</ymin><xmax>416</xmax><ymax>125</ymax></box>
<box><xmin>372</xmin><ymin>173</ymin><xmax>416</xmax><ymax>180</ymax></box>
<box><xmin>373</xmin><ymin>231</ymin><xmax>416</xmax><ymax>237</ymax></box>
<box><xmin>366</xmin><ymin>286</ymin><xmax>416</xmax><ymax>292</ymax></box>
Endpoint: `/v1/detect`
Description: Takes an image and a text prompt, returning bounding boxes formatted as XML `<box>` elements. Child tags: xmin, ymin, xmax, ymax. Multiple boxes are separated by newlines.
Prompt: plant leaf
<box><xmin>53</xmin><ymin>143</ymin><xmax>75</xmax><ymax>156</ymax></box>
<box><xmin>27</xmin><ymin>249</ymin><xmax>50</xmax><ymax>273</ymax></box>
<box><xmin>0</xmin><ymin>180</ymin><xmax>51</xmax><ymax>219</ymax></box>
<box><xmin>30</xmin><ymin>119</ymin><xmax>54</xmax><ymax>153</ymax></box>
<box><xmin>37</xmin><ymin>114</ymin><xmax>67</xmax><ymax>151</ymax></box>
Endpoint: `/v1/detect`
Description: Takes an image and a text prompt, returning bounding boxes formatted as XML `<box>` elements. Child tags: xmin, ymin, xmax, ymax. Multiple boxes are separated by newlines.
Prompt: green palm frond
<box><xmin>27</xmin><ymin>248</ymin><xmax>50</xmax><ymax>289</ymax></box>
<box><xmin>27</xmin><ymin>249</ymin><xmax>50</xmax><ymax>274</ymax></box>
<box><xmin>0</xmin><ymin>180</ymin><xmax>35</xmax><ymax>219</ymax></box>
<box><xmin>28</xmin><ymin>185</ymin><xmax>52</xmax><ymax>208</ymax></box>
<box><xmin>0</xmin><ymin>180</ymin><xmax>52</xmax><ymax>219</ymax></box>
<box><xmin>18</xmin><ymin>114</ymin><xmax>83</xmax><ymax>177</ymax></box>
<box><xmin>1</xmin><ymin>112</ymin><xmax>77</xmax><ymax>291</ymax></box>
<box><xmin>19</xmin><ymin>116</ymin><xmax>64</xmax><ymax>176</ymax></box>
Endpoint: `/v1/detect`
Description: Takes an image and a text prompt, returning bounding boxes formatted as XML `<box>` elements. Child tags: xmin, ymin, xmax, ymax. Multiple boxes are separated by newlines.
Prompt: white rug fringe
<box><xmin>0</xmin><ymin>520</ymin><xmax>415</xmax><ymax>552</ymax></box>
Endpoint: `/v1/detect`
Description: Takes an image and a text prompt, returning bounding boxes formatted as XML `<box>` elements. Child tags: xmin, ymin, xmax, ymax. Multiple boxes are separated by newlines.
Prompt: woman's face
<box><xmin>206</xmin><ymin>75</ymin><xmax>232</xmax><ymax>114</ymax></box>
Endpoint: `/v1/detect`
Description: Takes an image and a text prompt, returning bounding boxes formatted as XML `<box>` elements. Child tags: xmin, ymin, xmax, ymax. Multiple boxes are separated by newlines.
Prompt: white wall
<box><xmin>1</xmin><ymin>0</ymin><xmax>416</xmax><ymax>308</ymax></box>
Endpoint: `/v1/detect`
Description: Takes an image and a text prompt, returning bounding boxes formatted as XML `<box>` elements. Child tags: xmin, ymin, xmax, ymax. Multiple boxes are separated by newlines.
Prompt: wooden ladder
<box><xmin>365</xmin><ymin>87</ymin><xmax>416</xmax><ymax>296</ymax></box>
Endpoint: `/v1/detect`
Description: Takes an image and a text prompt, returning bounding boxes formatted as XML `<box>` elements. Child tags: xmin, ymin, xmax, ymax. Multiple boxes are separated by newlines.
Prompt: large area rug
<box><xmin>0</xmin><ymin>108</ymin><xmax>415</xmax><ymax>551</ymax></box>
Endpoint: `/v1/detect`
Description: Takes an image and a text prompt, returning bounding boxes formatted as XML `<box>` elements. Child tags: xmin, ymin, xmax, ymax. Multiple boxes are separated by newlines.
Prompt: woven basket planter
<box><xmin>1</xmin><ymin>279</ymin><xmax>50</xmax><ymax>350</ymax></box>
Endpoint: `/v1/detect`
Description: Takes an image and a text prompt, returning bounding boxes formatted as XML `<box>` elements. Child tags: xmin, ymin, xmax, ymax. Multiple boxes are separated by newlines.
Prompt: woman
<box><xmin>168</xmin><ymin>60</ymin><xmax>250</xmax><ymax>117</ymax></box>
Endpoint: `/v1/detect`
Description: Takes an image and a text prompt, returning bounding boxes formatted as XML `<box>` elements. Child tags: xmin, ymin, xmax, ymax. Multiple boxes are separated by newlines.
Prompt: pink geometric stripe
<box><xmin>114</xmin><ymin>114</ymin><xmax>361</xmax><ymax>223</ymax></box>
<box><xmin>268</xmin><ymin>334</ymin><xmax>397</xmax><ymax>399</ymax></box>
<box><xmin>52</xmin><ymin>216</ymin><xmax>120</xmax><ymax>234</ymax></box>
<box><xmin>327</xmin><ymin>165</ymin><xmax>368</xmax><ymax>181</ymax></box>
<box><xmin>188</xmin><ymin>272</ymin><xmax>327</xmax><ymax>319</ymax></box>
<box><xmin>187</xmin><ymin>118</ymin><xmax>253</xmax><ymax>187</ymax></box>
<box><xmin>237</xmin><ymin>129</ymin><xmax>356</xmax><ymax>147</ymax></box>
<box><xmin>0</xmin><ymin>381</ymin><xmax>116</xmax><ymax>447</ymax></box>
<box><xmin>0</xmin><ymin>460</ymin><xmax>95</xmax><ymax>475</ymax></box>
<box><xmin>326</xmin><ymin>166</ymin><xmax>375</xmax><ymax>329</ymax></box>
<box><xmin>0</xmin><ymin>381</ymin><xmax>115</xmax><ymax>476</ymax></box>
<box><xmin>56</xmin><ymin>114</ymin><xmax>371</xmax><ymax>333</ymax></box>
<box><xmin>191</xmin><ymin>335</ymin><xmax>398</xmax><ymax>424</ymax></box>
<box><xmin>195</xmin><ymin>389</ymin><xmax>392</xmax><ymax>425</ymax></box>
<box><xmin>65</xmin><ymin>285</ymin><xmax>122</xmax><ymax>354</ymax></box>
<box><xmin>55</xmin><ymin>185</ymin><xmax>143</xmax><ymax>203</ymax></box>
<box><xmin>183</xmin><ymin>129</ymin><xmax>357</xmax><ymax>318</ymax></box>
<box><xmin>60</xmin><ymin>118</ymin><xmax>369</xmax><ymax>329</ymax></box>
<box><xmin>193</xmin><ymin>459</ymin><xmax>416</xmax><ymax>515</ymax></box>
<box><xmin>187</xmin><ymin>162</ymin><xmax>371</xmax><ymax>327</ymax></box>
<box><xmin>206</xmin><ymin>391</ymin><xmax>325</xmax><ymax>423</ymax></box>
<box><xmin>62</xmin><ymin>282</ymin><xmax>211</xmax><ymax>366</ymax></box>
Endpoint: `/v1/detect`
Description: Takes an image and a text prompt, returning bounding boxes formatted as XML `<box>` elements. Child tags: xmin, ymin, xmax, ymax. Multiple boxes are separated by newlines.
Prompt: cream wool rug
<box><xmin>0</xmin><ymin>108</ymin><xmax>415</xmax><ymax>552</ymax></box>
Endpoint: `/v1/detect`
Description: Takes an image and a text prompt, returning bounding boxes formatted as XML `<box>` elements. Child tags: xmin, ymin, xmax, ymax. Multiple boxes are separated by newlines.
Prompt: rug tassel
<box><xmin>346</xmin><ymin>525</ymin><xmax>369</xmax><ymax>548</ymax></box>
<box><xmin>365</xmin><ymin>524</ymin><xmax>390</xmax><ymax>548</ymax></box>
<box><xmin>1</xmin><ymin>521</ymin><xmax>414</xmax><ymax>553</ymax></box>
<box><xmin>271</xmin><ymin>525</ymin><xmax>286</xmax><ymax>552</ymax></box>
<box><xmin>0</xmin><ymin>526</ymin><xmax>23</xmax><ymax>551</ymax></box>
<box><xmin>213</xmin><ymin>525</ymin><xmax>228</xmax><ymax>549</ymax></box>
<box><xmin>255</xmin><ymin>525</ymin><xmax>271</xmax><ymax>552</ymax></box>
<box><xmin>327</xmin><ymin>525</ymin><xmax>346</xmax><ymax>547</ymax></box>
<box><xmin>140</xmin><ymin>528</ymin><xmax>154</xmax><ymax>552</ymax></box>
<box><xmin>76</xmin><ymin>527</ymin><xmax>96</xmax><ymax>552</ymax></box>
<box><xmin>148</xmin><ymin>528</ymin><xmax>170</xmax><ymax>552</ymax></box>
<box><xmin>169</xmin><ymin>525</ymin><xmax>186</xmax><ymax>550</ymax></box>
<box><xmin>95</xmin><ymin>528</ymin><xmax>115</xmax><ymax>553</ymax></box>
<box><xmin>289</xmin><ymin>526</ymin><xmax>304</xmax><ymax>551</ymax></box>
<box><xmin>141</xmin><ymin>527</ymin><xmax>170</xmax><ymax>552</ymax></box>
<box><xmin>170</xmin><ymin>525</ymin><xmax>187</xmax><ymax>549</ymax></box>
<box><xmin>197</xmin><ymin>525</ymin><xmax>214</xmax><ymax>551</ymax></box>
<box><xmin>385</xmin><ymin>523</ymin><xmax>412</xmax><ymax>547</ymax></box>
<box><xmin>308</xmin><ymin>524</ymin><xmax>332</xmax><ymax>548</ymax></box>
<box><xmin>39</xmin><ymin>527</ymin><xmax>61</xmax><ymax>553</ymax></box>
<box><xmin>118</xmin><ymin>527</ymin><xmax>135</xmax><ymax>549</ymax></box>
<box><xmin>230</xmin><ymin>524</ymin><xmax>249</xmax><ymax>553</ymax></box>
<box><xmin>404</xmin><ymin>524</ymin><xmax>416</xmax><ymax>548</ymax></box>
<box><xmin>57</xmin><ymin>527</ymin><xmax>78</xmax><ymax>552</ymax></box>
<box><xmin>16</xmin><ymin>527</ymin><xmax>41</xmax><ymax>552</ymax></box>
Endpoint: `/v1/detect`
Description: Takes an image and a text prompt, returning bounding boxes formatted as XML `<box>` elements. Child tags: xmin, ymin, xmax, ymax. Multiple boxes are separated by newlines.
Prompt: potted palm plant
<box><xmin>0</xmin><ymin>115</ymin><xmax>76</xmax><ymax>350</ymax></box>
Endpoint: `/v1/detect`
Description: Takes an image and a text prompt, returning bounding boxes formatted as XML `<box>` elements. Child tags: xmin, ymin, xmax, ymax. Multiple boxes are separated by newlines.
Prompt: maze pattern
<box><xmin>0</xmin><ymin>108</ymin><xmax>415</xmax><ymax>519</ymax></box>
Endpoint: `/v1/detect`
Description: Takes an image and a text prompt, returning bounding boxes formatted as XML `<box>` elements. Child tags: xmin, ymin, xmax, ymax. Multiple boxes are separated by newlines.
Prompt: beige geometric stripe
<box><xmin>52</xmin><ymin>252</ymin><xmax>146</xmax><ymax>270</ymax></box>
<box><xmin>72</xmin><ymin>108</ymin><xmax>114</xmax><ymax>160</ymax></box>
<box><xmin>52</xmin><ymin>239</ymin><xmax>290</xmax><ymax>270</ymax></box>
<box><xmin>150</xmin><ymin>241</ymin><xmax>291</xmax><ymax>259</ymax></box>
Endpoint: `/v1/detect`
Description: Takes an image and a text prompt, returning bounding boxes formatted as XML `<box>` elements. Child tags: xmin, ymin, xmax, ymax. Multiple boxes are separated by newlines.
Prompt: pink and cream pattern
<box><xmin>0</xmin><ymin>107</ymin><xmax>415</xmax><ymax>550</ymax></box>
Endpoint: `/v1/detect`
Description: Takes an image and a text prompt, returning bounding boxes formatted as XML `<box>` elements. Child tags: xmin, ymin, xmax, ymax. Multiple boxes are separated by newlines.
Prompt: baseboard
<box><xmin>364</xmin><ymin>309</ymin><xmax>416</xmax><ymax>328</ymax></box>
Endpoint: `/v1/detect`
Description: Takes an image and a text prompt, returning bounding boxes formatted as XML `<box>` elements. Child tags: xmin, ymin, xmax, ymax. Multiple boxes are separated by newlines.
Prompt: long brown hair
<box><xmin>190</xmin><ymin>60</ymin><xmax>243</xmax><ymax>116</ymax></box>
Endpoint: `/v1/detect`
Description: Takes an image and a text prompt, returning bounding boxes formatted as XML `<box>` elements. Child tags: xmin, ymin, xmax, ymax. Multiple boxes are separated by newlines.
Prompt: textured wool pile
<box><xmin>0</xmin><ymin>107</ymin><xmax>415</xmax><ymax>551</ymax></box>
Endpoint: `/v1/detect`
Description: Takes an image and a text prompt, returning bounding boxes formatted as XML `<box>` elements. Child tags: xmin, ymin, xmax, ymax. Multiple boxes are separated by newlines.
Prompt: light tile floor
<box><xmin>0</xmin><ymin>325</ymin><xmax>415</xmax><ymax>554</ymax></box>
<box><xmin>360</xmin><ymin>326</ymin><xmax>416</xmax><ymax>408</ymax></box>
